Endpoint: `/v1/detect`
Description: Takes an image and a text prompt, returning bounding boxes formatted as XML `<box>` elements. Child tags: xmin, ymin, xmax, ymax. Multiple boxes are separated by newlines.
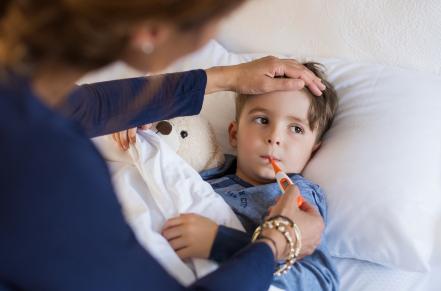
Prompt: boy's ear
<box><xmin>313</xmin><ymin>142</ymin><xmax>321</xmax><ymax>152</ymax></box>
<box><xmin>309</xmin><ymin>142</ymin><xmax>321</xmax><ymax>159</ymax></box>
<box><xmin>228</xmin><ymin>121</ymin><xmax>238</xmax><ymax>148</ymax></box>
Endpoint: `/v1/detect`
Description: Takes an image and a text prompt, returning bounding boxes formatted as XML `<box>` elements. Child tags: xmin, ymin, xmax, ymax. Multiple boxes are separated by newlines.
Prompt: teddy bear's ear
<box><xmin>205</xmin><ymin>142</ymin><xmax>225</xmax><ymax>169</ymax></box>
<box><xmin>156</xmin><ymin>121</ymin><xmax>172</xmax><ymax>135</ymax></box>
<box><xmin>156</xmin><ymin>119</ymin><xmax>180</xmax><ymax>152</ymax></box>
<box><xmin>199</xmin><ymin>118</ymin><xmax>225</xmax><ymax>170</ymax></box>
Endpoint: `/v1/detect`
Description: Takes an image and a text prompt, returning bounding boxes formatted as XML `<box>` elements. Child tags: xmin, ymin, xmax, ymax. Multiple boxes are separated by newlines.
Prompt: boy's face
<box><xmin>229</xmin><ymin>90</ymin><xmax>320</xmax><ymax>185</ymax></box>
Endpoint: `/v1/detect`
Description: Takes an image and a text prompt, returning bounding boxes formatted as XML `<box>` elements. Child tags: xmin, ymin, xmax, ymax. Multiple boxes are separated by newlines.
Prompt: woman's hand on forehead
<box><xmin>205</xmin><ymin>56</ymin><xmax>326</xmax><ymax>96</ymax></box>
<box><xmin>234</xmin><ymin>56</ymin><xmax>326</xmax><ymax>96</ymax></box>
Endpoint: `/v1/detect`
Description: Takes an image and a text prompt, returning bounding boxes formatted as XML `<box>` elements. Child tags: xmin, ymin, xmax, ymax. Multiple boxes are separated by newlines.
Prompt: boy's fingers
<box><xmin>162</xmin><ymin>226</ymin><xmax>183</xmax><ymax>241</ymax></box>
<box><xmin>168</xmin><ymin>237</ymin><xmax>187</xmax><ymax>251</ymax></box>
<box><xmin>162</xmin><ymin>217</ymin><xmax>184</xmax><ymax>231</ymax></box>
<box><xmin>176</xmin><ymin>247</ymin><xmax>191</xmax><ymax>260</ymax></box>
<box><xmin>128</xmin><ymin>128</ymin><xmax>137</xmax><ymax>144</ymax></box>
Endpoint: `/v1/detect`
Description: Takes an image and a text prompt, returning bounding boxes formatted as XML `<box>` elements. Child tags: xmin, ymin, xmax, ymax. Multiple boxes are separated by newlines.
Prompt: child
<box><xmin>161</xmin><ymin>62</ymin><xmax>339</xmax><ymax>291</ymax></box>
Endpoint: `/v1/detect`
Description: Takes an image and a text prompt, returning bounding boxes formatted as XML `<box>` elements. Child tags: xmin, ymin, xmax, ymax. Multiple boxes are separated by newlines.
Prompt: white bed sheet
<box><xmin>334</xmin><ymin>256</ymin><xmax>441</xmax><ymax>291</ymax></box>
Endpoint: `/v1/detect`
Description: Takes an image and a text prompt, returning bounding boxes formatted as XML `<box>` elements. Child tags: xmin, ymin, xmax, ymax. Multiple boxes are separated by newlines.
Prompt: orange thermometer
<box><xmin>269</xmin><ymin>157</ymin><xmax>304</xmax><ymax>207</ymax></box>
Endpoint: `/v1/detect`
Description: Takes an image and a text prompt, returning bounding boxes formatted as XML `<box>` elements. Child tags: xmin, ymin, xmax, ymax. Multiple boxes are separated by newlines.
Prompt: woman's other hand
<box><xmin>205</xmin><ymin>56</ymin><xmax>326</xmax><ymax>96</ymax></box>
<box><xmin>111</xmin><ymin>124</ymin><xmax>152</xmax><ymax>151</ymax></box>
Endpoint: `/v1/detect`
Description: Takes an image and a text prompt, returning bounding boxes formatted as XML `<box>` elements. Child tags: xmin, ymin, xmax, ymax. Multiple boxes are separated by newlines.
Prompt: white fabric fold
<box><xmin>93</xmin><ymin>130</ymin><xmax>244</xmax><ymax>286</ymax></box>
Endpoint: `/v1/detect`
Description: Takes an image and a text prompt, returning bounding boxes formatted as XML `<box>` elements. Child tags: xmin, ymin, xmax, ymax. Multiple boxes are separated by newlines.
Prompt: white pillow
<box><xmin>302</xmin><ymin>60</ymin><xmax>441</xmax><ymax>272</ymax></box>
<box><xmin>167</xmin><ymin>41</ymin><xmax>441</xmax><ymax>272</ymax></box>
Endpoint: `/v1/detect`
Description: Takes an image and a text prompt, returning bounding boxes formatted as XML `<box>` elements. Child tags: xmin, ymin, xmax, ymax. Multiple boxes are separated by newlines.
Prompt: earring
<box><xmin>141</xmin><ymin>42</ymin><xmax>154</xmax><ymax>54</ymax></box>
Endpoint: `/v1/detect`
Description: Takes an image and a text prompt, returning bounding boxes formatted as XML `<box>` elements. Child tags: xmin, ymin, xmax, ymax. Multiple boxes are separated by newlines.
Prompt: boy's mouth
<box><xmin>260</xmin><ymin>155</ymin><xmax>281</xmax><ymax>162</ymax></box>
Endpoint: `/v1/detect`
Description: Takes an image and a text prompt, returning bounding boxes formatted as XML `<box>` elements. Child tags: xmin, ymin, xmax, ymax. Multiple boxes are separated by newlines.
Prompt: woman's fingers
<box><xmin>314</xmin><ymin>78</ymin><xmax>326</xmax><ymax>90</ymax></box>
<box><xmin>128</xmin><ymin>128</ymin><xmax>137</xmax><ymax>145</ymax></box>
<box><xmin>113</xmin><ymin>131</ymin><xmax>125</xmax><ymax>151</ymax></box>
<box><xmin>265</xmin><ymin>184</ymin><xmax>324</xmax><ymax>258</ymax></box>
<box><xmin>139</xmin><ymin>123</ymin><xmax>153</xmax><ymax>130</ymax></box>
<box><xmin>298</xmin><ymin>198</ymin><xmax>316</xmax><ymax>212</ymax></box>
<box><xmin>111</xmin><ymin>127</ymin><xmax>139</xmax><ymax>151</ymax></box>
<box><xmin>282</xmin><ymin>61</ymin><xmax>325</xmax><ymax>96</ymax></box>
<box><xmin>276</xmin><ymin>184</ymin><xmax>300</xmax><ymax>209</ymax></box>
<box><xmin>264</xmin><ymin>78</ymin><xmax>305</xmax><ymax>92</ymax></box>
<box><xmin>119</xmin><ymin>131</ymin><xmax>130</xmax><ymax>150</ymax></box>
<box><xmin>265</xmin><ymin>57</ymin><xmax>326</xmax><ymax>96</ymax></box>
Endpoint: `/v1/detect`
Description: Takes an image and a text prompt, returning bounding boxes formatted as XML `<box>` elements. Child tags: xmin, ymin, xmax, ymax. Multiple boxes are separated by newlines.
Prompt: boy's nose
<box><xmin>267</xmin><ymin>139</ymin><xmax>280</xmax><ymax>146</ymax></box>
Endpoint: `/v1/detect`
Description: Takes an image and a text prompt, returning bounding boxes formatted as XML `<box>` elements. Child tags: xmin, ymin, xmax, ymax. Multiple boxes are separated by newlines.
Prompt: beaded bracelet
<box><xmin>252</xmin><ymin>216</ymin><xmax>302</xmax><ymax>276</ymax></box>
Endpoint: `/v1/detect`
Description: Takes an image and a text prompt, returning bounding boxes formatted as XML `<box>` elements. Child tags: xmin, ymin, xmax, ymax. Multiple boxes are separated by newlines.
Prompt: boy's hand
<box><xmin>161</xmin><ymin>213</ymin><xmax>219</xmax><ymax>260</ymax></box>
<box><xmin>111</xmin><ymin>124</ymin><xmax>152</xmax><ymax>151</ymax></box>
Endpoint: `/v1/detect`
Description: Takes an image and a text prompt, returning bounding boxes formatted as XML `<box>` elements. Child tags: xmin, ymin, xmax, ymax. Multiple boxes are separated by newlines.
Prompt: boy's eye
<box><xmin>290</xmin><ymin>125</ymin><xmax>304</xmax><ymax>134</ymax></box>
<box><xmin>254</xmin><ymin>117</ymin><xmax>268</xmax><ymax>125</ymax></box>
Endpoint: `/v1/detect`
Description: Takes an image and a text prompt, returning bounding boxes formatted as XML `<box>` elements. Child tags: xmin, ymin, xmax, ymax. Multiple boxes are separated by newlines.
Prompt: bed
<box><xmin>80</xmin><ymin>1</ymin><xmax>441</xmax><ymax>290</ymax></box>
<box><xmin>213</xmin><ymin>1</ymin><xmax>441</xmax><ymax>290</ymax></box>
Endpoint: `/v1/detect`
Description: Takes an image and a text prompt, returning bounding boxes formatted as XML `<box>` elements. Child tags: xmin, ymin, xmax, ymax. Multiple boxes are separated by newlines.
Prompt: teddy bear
<box><xmin>154</xmin><ymin>115</ymin><xmax>225</xmax><ymax>173</ymax></box>
<box><xmin>92</xmin><ymin>115</ymin><xmax>224</xmax><ymax>173</ymax></box>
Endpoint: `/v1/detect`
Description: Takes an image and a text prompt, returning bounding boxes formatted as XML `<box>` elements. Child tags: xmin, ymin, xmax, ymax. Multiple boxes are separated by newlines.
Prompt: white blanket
<box><xmin>93</xmin><ymin>130</ymin><xmax>244</xmax><ymax>286</ymax></box>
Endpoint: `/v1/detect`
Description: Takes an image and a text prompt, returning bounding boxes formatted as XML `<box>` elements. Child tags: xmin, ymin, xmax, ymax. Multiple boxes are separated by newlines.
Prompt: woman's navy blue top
<box><xmin>0</xmin><ymin>70</ymin><xmax>274</xmax><ymax>291</ymax></box>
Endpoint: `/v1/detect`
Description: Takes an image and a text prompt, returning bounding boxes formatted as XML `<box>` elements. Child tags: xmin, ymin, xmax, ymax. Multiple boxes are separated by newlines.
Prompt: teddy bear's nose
<box><xmin>156</xmin><ymin>121</ymin><xmax>172</xmax><ymax>135</ymax></box>
<box><xmin>180</xmin><ymin>131</ymin><xmax>188</xmax><ymax>139</ymax></box>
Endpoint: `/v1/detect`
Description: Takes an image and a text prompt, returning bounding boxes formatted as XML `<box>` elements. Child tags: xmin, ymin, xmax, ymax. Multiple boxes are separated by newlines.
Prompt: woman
<box><xmin>0</xmin><ymin>1</ymin><xmax>326</xmax><ymax>290</ymax></box>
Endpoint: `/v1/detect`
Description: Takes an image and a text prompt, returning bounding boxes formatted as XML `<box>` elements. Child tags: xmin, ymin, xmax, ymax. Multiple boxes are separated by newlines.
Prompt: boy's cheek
<box><xmin>285</xmin><ymin>156</ymin><xmax>308</xmax><ymax>173</ymax></box>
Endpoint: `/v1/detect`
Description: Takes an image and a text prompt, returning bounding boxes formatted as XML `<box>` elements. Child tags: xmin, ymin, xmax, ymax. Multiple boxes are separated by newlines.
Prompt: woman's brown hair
<box><xmin>0</xmin><ymin>0</ymin><xmax>245</xmax><ymax>73</ymax></box>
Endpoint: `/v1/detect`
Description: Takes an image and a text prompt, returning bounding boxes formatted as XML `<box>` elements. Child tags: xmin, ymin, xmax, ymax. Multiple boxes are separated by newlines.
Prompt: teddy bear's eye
<box><xmin>180</xmin><ymin>130</ymin><xmax>188</xmax><ymax>139</ymax></box>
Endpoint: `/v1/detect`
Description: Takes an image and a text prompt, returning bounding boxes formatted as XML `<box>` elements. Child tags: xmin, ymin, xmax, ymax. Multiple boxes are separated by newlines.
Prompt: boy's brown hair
<box><xmin>235</xmin><ymin>62</ymin><xmax>338</xmax><ymax>142</ymax></box>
